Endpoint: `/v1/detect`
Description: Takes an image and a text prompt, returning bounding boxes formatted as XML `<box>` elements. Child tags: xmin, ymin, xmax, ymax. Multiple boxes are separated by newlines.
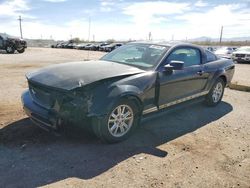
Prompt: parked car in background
<box><xmin>86</xmin><ymin>43</ymin><xmax>97</xmax><ymax>50</ymax></box>
<box><xmin>99</xmin><ymin>43</ymin><xmax>110</xmax><ymax>51</ymax></box>
<box><xmin>84</xmin><ymin>43</ymin><xmax>95</xmax><ymax>50</ymax></box>
<box><xmin>82</xmin><ymin>43</ymin><xmax>92</xmax><ymax>50</ymax></box>
<box><xmin>61</xmin><ymin>42</ymin><xmax>71</xmax><ymax>49</ymax></box>
<box><xmin>205</xmin><ymin>46</ymin><xmax>216</xmax><ymax>52</ymax></box>
<box><xmin>214</xmin><ymin>47</ymin><xmax>235</xmax><ymax>59</ymax></box>
<box><xmin>0</xmin><ymin>34</ymin><xmax>27</xmax><ymax>54</ymax></box>
<box><xmin>90</xmin><ymin>43</ymin><xmax>109</xmax><ymax>51</ymax></box>
<box><xmin>22</xmin><ymin>42</ymin><xmax>235</xmax><ymax>143</ymax></box>
<box><xmin>232</xmin><ymin>46</ymin><xmax>250</xmax><ymax>63</ymax></box>
<box><xmin>98</xmin><ymin>43</ymin><xmax>110</xmax><ymax>51</ymax></box>
<box><xmin>104</xmin><ymin>43</ymin><xmax>123</xmax><ymax>52</ymax></box>
<box><xmin>74</xmin><ymin>43</ymin><xmax>87</xmax><ymax>50</ymax></box>
<box><xmin>56</xmin><ymin>42</ymin><xmax>63</xmax><ymax>48</ymax></box>
<box><xmin>63</xmin><ymin>43</ymin><xmax>74</xmax><ymax>49</ymax></box>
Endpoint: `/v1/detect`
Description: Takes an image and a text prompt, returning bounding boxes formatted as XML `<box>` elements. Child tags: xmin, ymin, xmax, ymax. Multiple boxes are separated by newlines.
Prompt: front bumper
<box><xmin>232</xmin><ymin>56</ymin><xmax>250</xmax><ymax>62</ymax></box>
<box><xmin>21</xmin><ymin>90</ymin><xmax>60</xmax><ymax>131</ymax></box>
<box><xmin>21</xmin><ymin>89</ymin><xmax>92</xmax><ymax>131</ymax></box>
<box><xmin>16</xmin><ymin>41</ymin><xmax>27</xmax><ymax>49</ymax></box>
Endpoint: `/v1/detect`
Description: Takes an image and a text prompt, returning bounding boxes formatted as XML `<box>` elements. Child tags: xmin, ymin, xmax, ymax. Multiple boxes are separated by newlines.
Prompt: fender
<box><xmin>204</xmin><ymin>59</ymin><xmax>234</xmax><ymax>91</ymax></box>
<box><xmin>207</xmin><ymin>69</ymin><xmax>225</xmax><ymax>90</ymax></box>
<box><xmin>86</xmin><ymin>84</ymin><xmax>143</xmax><ymax>117</ymax></box>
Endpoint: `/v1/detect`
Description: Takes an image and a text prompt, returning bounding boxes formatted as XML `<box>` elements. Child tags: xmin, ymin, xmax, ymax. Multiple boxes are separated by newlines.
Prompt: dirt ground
<box><xmin>0</xmin><ymin>48</ymin><xmax>249</xmax><ymax>188</ymax></box>
<box><xmin>231</xmin><ymin>63</ymin><xmax>250</xmax><ymax>89</ymax></box>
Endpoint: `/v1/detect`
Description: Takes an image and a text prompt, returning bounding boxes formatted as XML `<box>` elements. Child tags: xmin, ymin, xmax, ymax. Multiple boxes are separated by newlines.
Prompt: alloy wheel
<box><xmin>6</xmin><ymin>46</ymin><xmax>13</xmax><ymax>53</ymax></box>
<box><xmin>212</xmin><ymin>82</ymin><xmax>223</xmax><ymax>103</ymax></box>
<box><xmin>108</xmin><ymin>104</ymin><xmax>134</xmax><ymax>137</ymax></box>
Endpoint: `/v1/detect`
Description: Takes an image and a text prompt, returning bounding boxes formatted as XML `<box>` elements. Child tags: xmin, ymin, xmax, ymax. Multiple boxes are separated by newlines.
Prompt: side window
<box><xmin>167</xmin><ymin>47</ymin><xmax>201</xmax><ymax>67</ymax></box>
<box><xmin>205</xmin><ymin>50</ymin><xmax>217</xmax><ymax>62</ymax></box>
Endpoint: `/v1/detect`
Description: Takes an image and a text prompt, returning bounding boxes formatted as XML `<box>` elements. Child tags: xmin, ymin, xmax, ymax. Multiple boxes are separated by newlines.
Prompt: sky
<box><xmin>0</xmin><ymin>0</ymin><xmax>250</xmax><ymax>41</ymax></box>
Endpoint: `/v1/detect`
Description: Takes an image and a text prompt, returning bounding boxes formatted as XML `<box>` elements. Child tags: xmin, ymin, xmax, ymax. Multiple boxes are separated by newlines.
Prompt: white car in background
<box><xmin>232</xmin><ymin>46</ymin><xmax>250</xmax><ymax>63</ymax></box>
<box><xmin>215</xmin><ymin>47</ymin><xmax>235</xmax><ymax>59</ymax></box>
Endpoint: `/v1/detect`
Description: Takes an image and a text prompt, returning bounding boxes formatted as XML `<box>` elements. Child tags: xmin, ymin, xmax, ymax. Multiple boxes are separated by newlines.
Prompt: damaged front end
<box><xmin>21</xmin><ymin>80</ymin><xmax>94</xmax><ymax>132</ymax></box>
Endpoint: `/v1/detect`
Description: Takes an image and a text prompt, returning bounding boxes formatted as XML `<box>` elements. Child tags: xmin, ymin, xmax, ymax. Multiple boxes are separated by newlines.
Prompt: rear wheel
<box><xmin>6</xmin><ymin>45</ymin><xmax>15</xmax><ymax>54</ymax></box>
<box><xmin>205</xmin><ymin>78</ymin><xmax>225</xmax><ymax>106</ymax></box>
<box><xmin>92</xmin><ymin>99</ymin><xmax>141</xmax><ymax>143</ymax></box>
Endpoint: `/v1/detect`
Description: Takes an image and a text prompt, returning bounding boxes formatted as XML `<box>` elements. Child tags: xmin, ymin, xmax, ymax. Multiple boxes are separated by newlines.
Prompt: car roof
<box><xmin>129</xmin><ymin>40</ymin><xmax>202</xmax><ymax>49</ymax></box>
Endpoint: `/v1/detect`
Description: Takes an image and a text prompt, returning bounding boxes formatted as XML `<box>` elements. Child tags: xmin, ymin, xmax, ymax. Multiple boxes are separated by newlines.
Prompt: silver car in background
<box><xmin>232</xmin><ymin>46</ymin><xmax>250</xmax><ymax>63</ymax></box>
<box><xmin>215</xmin><ymin>47</ymin><xmax>235</xmax><ymax>59</ymax></box>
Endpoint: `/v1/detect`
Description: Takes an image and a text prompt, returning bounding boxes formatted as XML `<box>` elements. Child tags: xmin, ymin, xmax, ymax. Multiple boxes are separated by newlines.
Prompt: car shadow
<box><xmin>0</xmin><ymin>100</ymin><xmax>233</xmax><ymax>187</ymax></box>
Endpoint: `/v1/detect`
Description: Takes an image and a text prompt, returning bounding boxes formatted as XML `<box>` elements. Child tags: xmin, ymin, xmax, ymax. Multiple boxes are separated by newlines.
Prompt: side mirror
<box><xmin>164</xmin><ymin>60</ymin><xmax>184</xmax><ymax>72</ymax></box>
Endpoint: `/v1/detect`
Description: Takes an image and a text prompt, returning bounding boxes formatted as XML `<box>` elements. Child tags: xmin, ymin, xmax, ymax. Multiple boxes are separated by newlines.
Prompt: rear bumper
<box><xmin>21</xmin><ymin>90</ymin><xmax>59</xmax><ymax>131</ymax></box>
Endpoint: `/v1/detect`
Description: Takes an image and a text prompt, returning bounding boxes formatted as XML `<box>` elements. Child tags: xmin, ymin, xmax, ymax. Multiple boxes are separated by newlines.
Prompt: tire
<box><xmin>205</xmin><ymin>78</ymin><xmax>225</xmax><ymax>106</ymax></box>
<box><xmin>92</xmin><ymin>99</ymin><xmax>141</xmax><ymax>143</ymax></box>
<box><xmin>6</xmin><ymin>45</ymin><xmax>15</xmax><ymax>54</ymax></box>
<box><xmin>17</xmin><ymin>48</ymin><xmax>25</xmax><ymax>53</ymax></box>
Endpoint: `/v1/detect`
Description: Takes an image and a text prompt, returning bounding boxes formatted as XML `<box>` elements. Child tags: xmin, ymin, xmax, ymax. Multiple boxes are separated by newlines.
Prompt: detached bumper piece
<box><xmin>21</xmin><ymin>90</ymin><xmax>60</xmax><ymax>131</ymax></box>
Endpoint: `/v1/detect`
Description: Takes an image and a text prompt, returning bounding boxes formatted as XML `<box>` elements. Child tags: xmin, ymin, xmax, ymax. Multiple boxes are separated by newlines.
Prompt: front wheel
<box><xmin>6</xmin><ymin>46</ymin><xmax>15</xmax><ymax>54</ymax></box>
<box><xmin>92</xmin><ymin>99</ymin><xmax>141</xmax><ymax>143</ymax></box>
<box><xmin>205</xmin><ymin>78</ymin><xmax>225</xmax><ymax>106</ymax></box>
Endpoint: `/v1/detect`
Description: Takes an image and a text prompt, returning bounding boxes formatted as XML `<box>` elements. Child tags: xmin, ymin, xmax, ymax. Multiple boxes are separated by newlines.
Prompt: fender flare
<box><xmin>207</xmin><ymin>69</ymin><xmax>227</xmax><ymax>91</ymax></box>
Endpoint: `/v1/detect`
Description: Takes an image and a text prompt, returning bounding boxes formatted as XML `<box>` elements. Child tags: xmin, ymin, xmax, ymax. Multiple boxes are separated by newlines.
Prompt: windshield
<box><xmin>101</xmin><ymin>43</ymin><xmax>168</xmax><ymax>70</ymax></box>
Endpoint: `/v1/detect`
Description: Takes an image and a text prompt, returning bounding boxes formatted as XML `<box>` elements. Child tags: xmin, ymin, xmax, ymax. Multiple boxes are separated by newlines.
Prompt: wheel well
<box><xmin>219</xmin><ymin>75</ymin><xmax>227</xmax><ymax>85</ymax></box>
<box><xmin>122</xmin><ymin>95</ymin><xmax>143</xmax><ymax>112</ymax></box>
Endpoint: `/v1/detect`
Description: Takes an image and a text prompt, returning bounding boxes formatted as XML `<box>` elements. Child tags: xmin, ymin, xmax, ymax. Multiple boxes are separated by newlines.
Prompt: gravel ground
<box><xmin>231</xmin><ymin>63</ymin><xmax>250</xmax><ymax>88</ymax></box>
<box><xmin>0</xmin><ymin>48</ymin><xmax>249</xmax><ymax>188</ymax></box>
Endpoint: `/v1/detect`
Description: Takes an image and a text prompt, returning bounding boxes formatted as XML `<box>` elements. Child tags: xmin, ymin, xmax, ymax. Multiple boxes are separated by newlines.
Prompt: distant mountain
<box><xmin>0</xmin><ymin>33</ymin><xmax>13</xmax><ymax>38</ymax></box>
<box><xmin>190</xmin><ymin>36</ymin><xmax>250</xmax><ymax>42</ymax></box>
<box><xmin>190</xmin><ymin>36</ymin><xmax>212</xmax><ymax>42</ymax></box>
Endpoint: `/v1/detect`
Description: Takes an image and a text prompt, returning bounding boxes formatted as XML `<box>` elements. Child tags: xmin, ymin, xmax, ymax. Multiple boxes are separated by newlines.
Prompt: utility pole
<box><xmin>88</xmin><ymin>17</ymin><xmax>91</xmax><ymax>42</ymax></box>
<box><xmin>18</xmin><ymin>15</ymin><xmax>23</xmax><ymax>39</ymax></box>
<box><xmin>171</xmin><ymin>34</ymin><xmax>174</xmax><ymax>41</ymax></box>
<box><xmin>148</xmin><ymin>32</ymin><xmax>152</xmax><ymax>40</ymax></box>
<box><xmin>87</xmin><ymin>16</ymin><xmax>91</xmax><ymax>60</ymax></box>
<box><xmin>219</xmin><ymin>26</ymin><xmax>223</xmax><ymax>44</ymax></box>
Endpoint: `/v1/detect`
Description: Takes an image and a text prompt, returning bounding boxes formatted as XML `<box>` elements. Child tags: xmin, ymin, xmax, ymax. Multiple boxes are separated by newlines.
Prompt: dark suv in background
<box><xmin>0</xmin><ymin>34</ymin><xmax>27</xmax><ymax>54</ymax></box>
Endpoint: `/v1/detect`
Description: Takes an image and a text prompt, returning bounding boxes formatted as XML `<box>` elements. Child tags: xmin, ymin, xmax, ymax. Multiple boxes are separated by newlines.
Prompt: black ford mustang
<box><xmin>22</xmin><ymin>42</ymin><xmax>235</xmax><ymax>143</ymax></box>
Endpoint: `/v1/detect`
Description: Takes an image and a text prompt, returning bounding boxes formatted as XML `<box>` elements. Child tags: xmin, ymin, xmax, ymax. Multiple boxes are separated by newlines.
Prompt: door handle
<box><xmin>197</xmin><ymin>70</ymin><xmax>204</xmax><ymax>75</ymax></box>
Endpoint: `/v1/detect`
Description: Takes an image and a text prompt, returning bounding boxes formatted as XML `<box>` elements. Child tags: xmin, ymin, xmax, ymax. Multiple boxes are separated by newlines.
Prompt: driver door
<box><xmin>158</xmin><ymin>47</ymin><xmax>209</xmax><ymax>106</ymax></box>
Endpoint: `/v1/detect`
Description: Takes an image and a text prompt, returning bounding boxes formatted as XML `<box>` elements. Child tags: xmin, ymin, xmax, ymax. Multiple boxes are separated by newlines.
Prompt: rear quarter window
<box><xmin>205</xmin><ymin>50</ymin><xmax>218</xmax><ymax>63</ymax></box>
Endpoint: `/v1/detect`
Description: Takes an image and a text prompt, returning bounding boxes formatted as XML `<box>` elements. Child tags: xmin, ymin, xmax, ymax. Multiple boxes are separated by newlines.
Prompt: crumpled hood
<box><xmin>26</xmin><ymin>60</ymin><xmax>145</xmax><ymax>90</ymax></box>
